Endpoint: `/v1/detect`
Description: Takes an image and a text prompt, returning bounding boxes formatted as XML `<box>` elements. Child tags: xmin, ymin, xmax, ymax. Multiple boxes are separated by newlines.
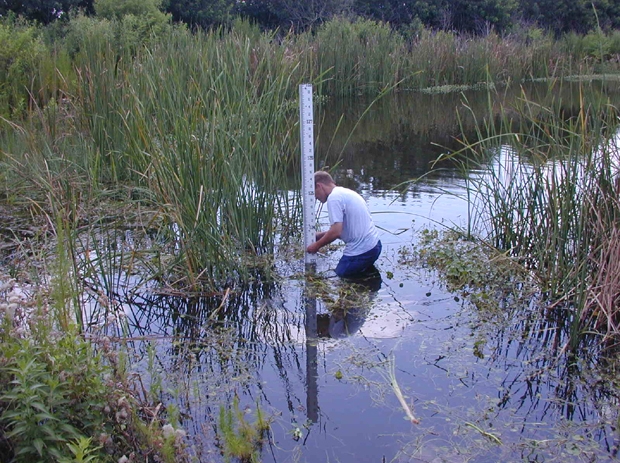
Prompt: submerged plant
<box><xmin>376</xmin><ymin>352</ymin><xmax>420</xmax><ymax>425</ymax></box>
<box><xmin>218</xmin><ymin>396</ymin><xmax>270</xmax><ymax>463</ymax></box>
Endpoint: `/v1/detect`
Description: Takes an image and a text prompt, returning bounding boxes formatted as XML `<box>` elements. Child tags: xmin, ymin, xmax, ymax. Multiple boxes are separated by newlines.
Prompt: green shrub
<box><xmin>94</xmin><ymin>0</ymin><xmax>171</xmax><ymax>53</ymax></box>
<box><xmin>0</xmin><ymin>325</ymin><xmax>192</xmax><ymax>462</ymax></box>
<box><xmin>316</xmin><ymin>17</ymin><xmax>406</xmax><ymax>95</ymax></box>
<box><xmin>95</xmin><ymin>0</ymin><xmax>167</xmax><ymax>21</ymax></box>
<box><xmin>0</xmin><ymin>21</ymin><xmax>46</xmax><ymax>118</ymax></box>
<box><xmin>65</xmin><ymin>8</ymin><xmax>171</xmax><ymax>60</ymax></box>
<box><xmin>63</xmin><ymin>13</ymin><xmax>116</xmax><ymax>58</ymax></box>
<box><xmin>607</xmin><ymin>30</ymin><xmax>620</xmax><ymax>56</ymax></box>
<box><xmin>0</xmin><ymin>335</ymin><xmax>110</xmax><ymax>461</ymax></box>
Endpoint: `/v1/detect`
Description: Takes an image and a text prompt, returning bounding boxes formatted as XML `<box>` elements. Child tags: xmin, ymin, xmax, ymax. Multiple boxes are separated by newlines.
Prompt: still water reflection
<box><xmin>91</xmin><ymin>81</ymin><xmax>620</xmax><ymax>462</ymax></box>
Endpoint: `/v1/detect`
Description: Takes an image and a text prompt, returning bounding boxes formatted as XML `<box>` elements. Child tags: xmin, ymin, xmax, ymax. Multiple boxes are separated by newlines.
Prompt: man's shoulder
<box><xmin>331</xmin><ymin>186</ymin><xmax>358</xmax><ymax>197</ymax></box>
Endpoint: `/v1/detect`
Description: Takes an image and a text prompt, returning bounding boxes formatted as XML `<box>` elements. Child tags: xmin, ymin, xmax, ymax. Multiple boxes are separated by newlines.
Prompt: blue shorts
<box><xmin>335</xmin><ymin>241</ymin><xmax>382</xmax><ymax>278</ymax></box>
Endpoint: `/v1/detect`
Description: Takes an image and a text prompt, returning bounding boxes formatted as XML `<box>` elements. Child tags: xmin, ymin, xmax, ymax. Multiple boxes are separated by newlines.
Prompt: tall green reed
<box><xmin>314</xmin><ymin>17</ymin><xmax>407</xmax><ymax>95</ymax></box>
<box><xmin>76</xmin><ymin>26</ymin><xmax>304</xmax><ymax>288</ymax></box>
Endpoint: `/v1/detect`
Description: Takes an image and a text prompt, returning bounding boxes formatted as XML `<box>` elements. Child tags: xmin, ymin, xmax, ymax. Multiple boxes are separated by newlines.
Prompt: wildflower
<box><xmin>118</xmin><ymin>396</ymin><xmax>130</xmax><ymax>410</ymax></box>
<box><xmin>98</xmin><ymin>433</ymin><xmax>110</xmax><ymax>445</ymax></box>
<box><xmin>118</xmin><ymin>456</ymin><xmax>129</xmax><ymax>463</ymax></box>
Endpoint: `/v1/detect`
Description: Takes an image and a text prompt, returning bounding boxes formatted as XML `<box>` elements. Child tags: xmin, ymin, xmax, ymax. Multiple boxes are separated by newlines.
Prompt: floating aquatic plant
<box><xmin>376</xmin><ymin>352</ymin><xmax>420</xmax><ymax>425</ymax></box>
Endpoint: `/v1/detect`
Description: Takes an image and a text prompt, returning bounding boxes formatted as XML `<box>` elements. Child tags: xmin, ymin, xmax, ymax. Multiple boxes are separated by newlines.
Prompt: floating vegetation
<box><xmin>376</xmin><ymin>352</ymin><xmax>420</xmax><ymax>425</ymax></box>
<box><xmin>418</xmin><ymin>82</ymin><xmax>497</xmax><ymax>94</ymax></box>
<box><xmin>218</xmin><ymin>396</ymin><xmax>271</xmax><ymax>463</ymax></box>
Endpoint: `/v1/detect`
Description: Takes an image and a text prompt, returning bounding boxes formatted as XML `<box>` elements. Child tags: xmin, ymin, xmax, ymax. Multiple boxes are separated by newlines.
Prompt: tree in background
<box><xmin>234</xmin><ymin>0</ymin><xmax>281</xmax><ymax>30</ymax></box>
<box><xmin>597</xmin><ymin>0</ymin><xmax>620</xmax><ymax>30</ymax></box>
<box><xmin>517</xmin><ymin>0</ymin><xmax>620</xmax><ymax>34</ymax></box>
<box><xmin>235</xmin><ymin>0</ymin><xmax>353</xmax><ymax>31</ymax></box>
<box><xmin>447</xmin><ymin>0</ymin><xmax>518</xmax><ymax>34</ymax></box>
<box><xmin>163</xmin><ymin>0</ymin><xmax>235</xmax><ymax>29</ymax></box>
<box><xmin>2</xmin><ymin>0</ymin><xmax>620</xmax><ymax>36</ymax></box>
<box><xmin>352</xmin><ymin>0</ymin><xmax>517</xmax><ymax>34</ymax></box>
<box><xmin>352</xmin><ymin>0</ymin><xmax>450</xmax><ymax>31</ymax></box>
<box><xmin>274</xmin><ymin>0</ymin><xmax>354</xmax><ymax>30</ymax></box>
<box><xmin>0</xmin><ymin>0</ymin><xmax>93</xmax><ymax>24</ymax></box>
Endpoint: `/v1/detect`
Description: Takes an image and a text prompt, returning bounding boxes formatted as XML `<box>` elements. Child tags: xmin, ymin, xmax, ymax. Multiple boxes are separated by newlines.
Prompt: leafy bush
<box><xmin>0</xmin><ymin>334</ymin><xmax>110</xmax><ymax>461</ymax></box>
<box><xmin>0</xmin><ymin>300</ymin><xmax>191</xmax><ymax>463</ymax></box>
<box><xmin>0</xmin><ymin>21</ymin><xmax>46</xmax><ymax>118</ymax></box>
<box><xmin>65</xmin><ymin>7</ymin><xmax>171</xmax><ymax>60</ymax></box>
<box><xmin>95</xmin><ymin>0</ymin><xmax>166</xmax><ymax>21</ymax></box>
<box><xmin>94</xmin><ymin>0</ymin><xmax>171</xmax><ymax>53</ymax></box>
<box><xmin>63</xmin><ymin>13</ymin><xmax>116</xmax><ymax>58</ymax></box>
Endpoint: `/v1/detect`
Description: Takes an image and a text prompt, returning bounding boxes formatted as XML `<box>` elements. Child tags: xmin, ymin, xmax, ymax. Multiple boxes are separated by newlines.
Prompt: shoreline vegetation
<box><xmin>1</xmin><ymin>12</ymin><xmax>620</xmax><ymax>462</ymax></box>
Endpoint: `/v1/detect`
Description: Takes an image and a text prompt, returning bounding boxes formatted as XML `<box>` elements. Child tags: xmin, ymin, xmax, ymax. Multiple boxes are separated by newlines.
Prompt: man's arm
<box><xmin>307</xmin><ymin>222</ymin><xmax>343</xmax><ymax>253</ymax></box>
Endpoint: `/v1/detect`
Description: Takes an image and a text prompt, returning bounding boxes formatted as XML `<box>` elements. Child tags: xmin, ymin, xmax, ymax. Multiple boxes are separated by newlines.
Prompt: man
<box><xmin>306</xmin><ymin>171</ymin><xmax>381</xmax><ymax>278</ymax></box>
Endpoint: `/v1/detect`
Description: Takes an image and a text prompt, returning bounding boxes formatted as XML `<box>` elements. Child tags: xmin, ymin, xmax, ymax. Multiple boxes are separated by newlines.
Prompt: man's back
<box><xmin>326</xmin><ymin>186</ymin><xmax>379</xmax><ymax>256</ymax></box>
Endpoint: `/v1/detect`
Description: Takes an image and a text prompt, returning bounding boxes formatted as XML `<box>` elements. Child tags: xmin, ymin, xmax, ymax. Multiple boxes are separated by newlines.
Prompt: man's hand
<box><xmin>306</xmin><ymin>223</ymin><xmax>342</xmax><ymax>254</ymax></box>
<box><xmin>307</xmin><ymin>242</ymin><xmax>321</xmax><ymax>254</ymax></box>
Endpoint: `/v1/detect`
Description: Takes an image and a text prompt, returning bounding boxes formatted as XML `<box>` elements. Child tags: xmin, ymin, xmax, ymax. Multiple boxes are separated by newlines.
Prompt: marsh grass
<box><xmin>72</xmin><ymin>26</ymin><xmax>307</xmax><ymax>289</ymax></box>
<box><xmin>433</xmin><ymin>81</ymin><xmax>620</xmax><ymax>345</ymax></box>
<box><xmin>2</xmin><ymin>16</ymin><xmax>620</xmax><ymax>313</ymax></box>
<box><xmin>3</xmin><ymin>17</ymin><xmax>620</xmax><ymax>293</ymax></box>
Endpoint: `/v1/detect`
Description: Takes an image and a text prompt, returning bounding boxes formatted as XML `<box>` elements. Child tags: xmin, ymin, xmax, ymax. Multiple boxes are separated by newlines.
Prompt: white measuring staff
<box><xmin>299</xmin><ymin>84</ymin><xmax>316</xmax><ymax>267</ymax></box>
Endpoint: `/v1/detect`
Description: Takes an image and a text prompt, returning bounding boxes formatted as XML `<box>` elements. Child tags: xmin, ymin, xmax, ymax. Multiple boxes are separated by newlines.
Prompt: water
<box><xmin>91</xmin><ymin>81</ymin><xmax>620</xmax><ymax>462</ymax></box>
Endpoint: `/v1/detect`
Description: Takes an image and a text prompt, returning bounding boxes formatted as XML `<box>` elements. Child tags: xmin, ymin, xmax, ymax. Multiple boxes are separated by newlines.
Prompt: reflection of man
<box><xmin>307</xmin><ymin>171</ymin><xmax>382</xmax><ymax>278</ymax></box>
<box><xmin>317</xmin><ymin>266</ymin><xmax>382</xmax><ymax>339</ymax></box>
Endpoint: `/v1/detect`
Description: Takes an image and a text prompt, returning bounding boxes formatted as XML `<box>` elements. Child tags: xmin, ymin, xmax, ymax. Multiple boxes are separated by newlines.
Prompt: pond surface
<box><xmin>98</xmin><ymin>80</ymin><xmax>620</xmax><ymax>462</ymax></box>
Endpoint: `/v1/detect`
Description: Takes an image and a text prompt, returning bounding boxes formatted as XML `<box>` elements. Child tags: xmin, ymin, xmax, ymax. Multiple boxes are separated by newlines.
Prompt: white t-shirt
<box><xmin>326</xmin><ymin>186</ymin><xmax>379</xmax><ymax>256</ymax></box>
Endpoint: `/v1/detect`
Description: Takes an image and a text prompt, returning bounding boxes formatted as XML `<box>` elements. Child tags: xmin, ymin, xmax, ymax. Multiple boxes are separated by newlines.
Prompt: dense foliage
<box><xmin>3</xmin><ymin>0</ymin><xmax>620</xmax><ymax>34</ymax></box>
